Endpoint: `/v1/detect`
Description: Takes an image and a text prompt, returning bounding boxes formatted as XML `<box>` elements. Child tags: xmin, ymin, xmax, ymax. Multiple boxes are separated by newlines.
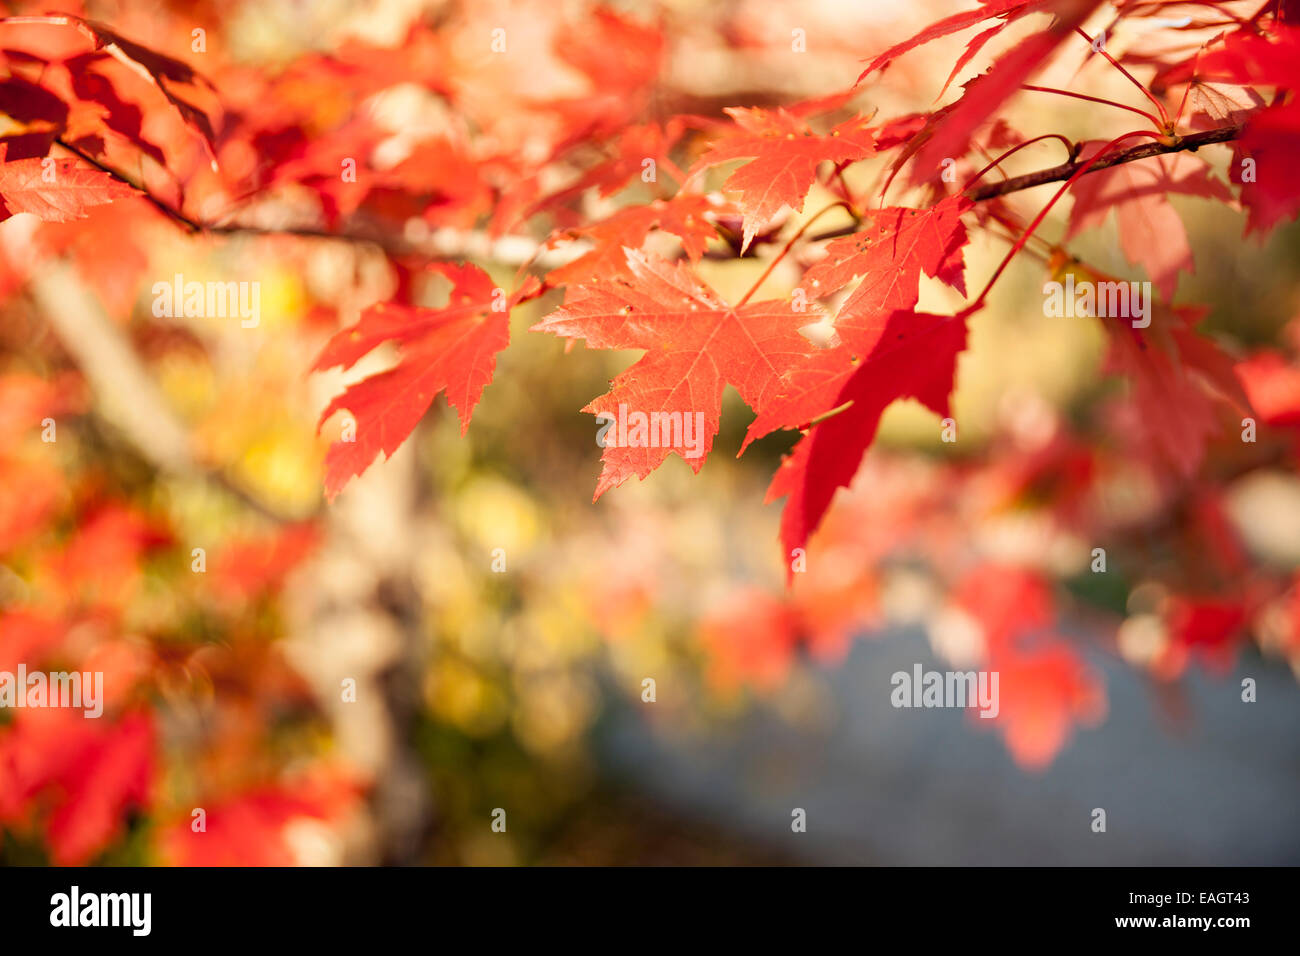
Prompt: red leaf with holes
<box><xmin>740</xmin><ymin>197</ymin><xmax>973</xmax><ymax>560</ymax></box>
<box><xmin>762</xmin><ymin>308</ymin><xmax>970</xmax><ymax>568</ymax></box>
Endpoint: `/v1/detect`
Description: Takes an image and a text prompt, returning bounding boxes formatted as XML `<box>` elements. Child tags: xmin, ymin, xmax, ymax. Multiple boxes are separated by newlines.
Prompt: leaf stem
<box><xmin>1074</xmin><ymin>26</ymin><xmax>1171</xmax><ymax>128</ymax></box>
<box><xmin>967</xmin><ymin>130</ymin><xmax>1163</xmax><ymax>310</ymax></box>
<box><xmin>735</xmin><ymin>202</ymin><xmax>849</xmax><ymax>308</ymax></box>
<box><xmin>961</xmin><ymin>134</ymin><xmax>1077</xmax><ymax>192</ymax></box>
<box><xmin>1021</xmin><ymin>84</ymin><xmax>1166</xmax><ymax>129</ymax></box>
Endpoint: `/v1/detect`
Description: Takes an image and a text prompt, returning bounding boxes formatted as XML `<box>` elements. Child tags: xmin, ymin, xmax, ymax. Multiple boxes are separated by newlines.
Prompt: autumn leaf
<box><xmin>902</xmin><ymin>0</ymin><xmax>1106</xmax><ymax>184</ymax></box>
<box><xmin>1101</xmin><ymin>302</ymin><xmax>1250</xmax><ymax>476</ymax></box>
<box><xmin>795</xmin><ymin>195</ymin><xmax>971</xmax><ymax>316</ymax></box>
<box><xmin>740</xmin><ymin>197</ymin><xmax>973</xmax><ymax>559</ymax></box>
<box><xmin>0</xmin><ymin>708</ymin><xmax>154</xmax><ymax>864</ymax></box>
<box><xmin>210</xmin><ymin>523</ymin><xmax>320</xmax><ymax>602</ymax></box>
<box><xmin>688</xmin><ymin>106</ymin><xmax>876</xmax><ymax>251</ymax></box>
<box><xmin>762</xmin><ymin>308</ymin><xmax>971</xmax><ymax>567</ymax></box>
<box><xmin>160</xmin><ymin>770</ymin><xmax>358</xmax><ymax>866</ymax></box>
<box><xmin>856</xmin><ymin>0</ymin><xmax>1035</xmax><ymax>83</ymax></box>
<box><xmin>987</xmin><ymin>640</ymin><xmax>1105</xmax><ymax>770</ymax></box>
<box><xmin>951</xmin><ymin>563</ymin><xmax>1056</xmax><ymax>653</ymax></box>
<box><xmin>1230</xmin><ymin>101</ymin><xmax>1300</xmax><ymax>236</ymax></box>
<box><xmin>45</xmin><ymin>712</ymin><xmax>154</xmax><ymax>865</ymax></box>
<box><xmin>1236</xmin><ymin>350</ymin><xmax>1300</xmax><ymax>427</ymax></box>
<box><xmin>1066</xmin><ymin>147</ymin><xmax>1232</xmax><ymax>302</ymax></box>
<box><xmin>314</xmin><ymin>263</ymin><xmax>540</xmax><ymax>500</ymax></box>
<box><xmin>0</xmin><ymin>142</ymin><xmax>137</xmax><ymax>222</ymax></box>
<box><xmin>532</xmin><ymin>249</ymin><xmax>815</xmax><ymax>498</ymax></box>
<box><xmin>544</xmin><ymin>194</ymin><xmax>729</xmax><ymax>286</ymax></box>
<box><xmin>1173</xmin><ymin>24</ymin><xmax>1300</xmax><ymax>234</ymax></box>
<box><xmin>59</xmin><ymin>14</ymin><xmax>219</xmax><ymax>162</ymax></box>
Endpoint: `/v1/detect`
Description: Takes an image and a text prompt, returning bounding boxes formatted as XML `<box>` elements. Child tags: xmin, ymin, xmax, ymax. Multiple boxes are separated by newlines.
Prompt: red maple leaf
<box><xmin>1237</xmin><ymin>350</ymin><xmax>1300</xmax><ymax>427</ymax></box>
<box><xmin>314</xmin><ymin>263</ymin><xmax>540</xmax><ymax>499</ymax></box>
<box><xmin>741</xmin><ymin>197</ymin><xmax>973</xmax><ymax>560</ymax></box>
<box><xmin>0</xmin><ymin>142</ymin><xmax>137</xmax><ymax>222</ymax></box>
<box><xmin>796</xmin><ymin>195</ymin><xmax>971</xmax><ymax>315</ymax></box>
<box><xmin>856</xmin><ymin>0</ymin><xmax>1036</xmax><ymax>84</ymax></box>
<box><xmin>688</xmin><ymin>106</ymin><xmax>876</xmax><ymax>251</ymax></box>
<box><xmin>987</xmin><ymin>640</ymin><xmax>1105</xmax><ymax>770</ymax></box>
<box><xmin>1157</xmin><ymin>594</ymin><xmax>1250</xmax><ymax>676</ymax></box>
<box><xmin>532</xmin><ymin>249</ymin><xmax>815</xmax><ymax>498</ymax></box>
<box><xmin>59</xmin><ymin>14</ymin><xmax>219</xmax><ymax>162</ymax></box>
<box><xmin>0</xmin><ymin>708</ymin><xmax>154</xmax><ymax>864</ymax></box>
<box><xmin>1066</xmin><ymin>147</ymin><xmax>1232</xmax><ymax>301</ymax></box>
<box><xmin>160</xmin><ymin>770</ymin><xmax>358</xmax><ymax>866</ymax></box>
<box><xmin>952</xmin><ymin>563</ymin><xmax>1056</xmax><ymax>653</ymax></box>
<box><xmin>761</xmin><ymin>308</ymin><xmax>970</xmax><ymax>568</ymax></box>
<box><xmin>1102</xmin><ymin>304</ymin><xmax>1250</xmax><ymax>476</ymax></box>
<box><xmin>1177</xmin><ymin>24</ymin><xmax>1300</xmax><ymax>234</ymax></box>
<box><xmin>544</xmin><ymin>194</ymin><xmax>729</xmax><ymax>287</ymax></box>
<box><xmin>902</xmin><ymin>0</ymin><xmax>1106</xmax><ymax>184</ymax></box>
<box><xmin>210</xmin><ymin>523</ymin><xmax>320</xmax><ymax>603</ymax></box>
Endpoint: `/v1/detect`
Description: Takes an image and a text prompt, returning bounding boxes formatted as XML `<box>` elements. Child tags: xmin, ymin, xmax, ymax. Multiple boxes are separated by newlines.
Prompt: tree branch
<box><xmin>53</xmin><ymin>138</ymin><xmax>577</xmax><ymax>268</ymax></box>
<box><xmin>57</xmin><ymin>124</ymin><xmax>1244</xmax><ymax>268</ymax></box>
<box><xmin>965</xmin><ymin>124</ymin><xmax>1242</xmax><ymax>201</ymax></box>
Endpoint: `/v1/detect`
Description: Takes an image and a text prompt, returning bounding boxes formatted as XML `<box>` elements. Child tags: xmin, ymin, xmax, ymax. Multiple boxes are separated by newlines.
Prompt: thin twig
<box><xmin>966</xmin><ymin>124</ymin><xmax>1241</xmax><ymax>201</ymax></box>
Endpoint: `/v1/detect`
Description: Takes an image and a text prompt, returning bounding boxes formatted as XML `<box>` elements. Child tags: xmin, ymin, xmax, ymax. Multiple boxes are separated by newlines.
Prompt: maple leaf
<box><xmin>0</xmin><ymin>707</ymin><xmax>154</xmax><ymax>864</ymax></box>
<box><xmin>0</xmin><ymin>142</ymin><xmax>136</xmax><ymax>222</ymax></box>
<box><xmin>63</xmin><ymin>56</ymin><xmax>168</xmax><ymax>166</ymax></box>
<box><xmin>1066</xmin><ymin>147</ymin><xmax>1232</xmax><ymax>301</ymax></box>
<box><xmin>697</xmin><ymin>589</ymin><xmax>799</xmax><ymax>693</ymax></box>
<box><xmin>688</xmin><ymin>106</ymin><xmax>876</xmax><ymax>251</ymax></box>
<box><xmin>740</xmin><ymin>197</ymin><xmax>973</xmax><ymax>560</ymax></box>
<box><xmin>1236</xmin><ymin>350</ymin><xmax>1300</xmax><ymax>427</ymax></box>
<box><xmin>531</xmin><ymin>249</ymin><xmax>815</xmax><ymax>499</ymax></box>
<box><xmin>902</xmin><ymin>0</ymin><xmax>1106</xmax><ymax>184</ymax></box>
<box><xmin>210</xmin><ymin>523</ymin><xmax>320</xmax><ymax>602</ymax></box>
<box><xmin>58</xmin><ymin>15</ymin><xmax>219</xmax><ymax>163</ymax></box>
<box><xmin>795</xmin><ymin>195</ymin><xmax>971</xmax><ymax>317</ymax></box>
<box><xmin>1154</xmin><ymin>595</ymin><xmax>1251</xmax><ymax>677</ymax></box>
<box><xmin>544</xmin><ymin>194</ymin><xmax>729</xmax><ymax>286</ymax></box>
<box><xmin>314</xmin><ymin>263</ymin><xmax>540</xmax><ymax>500</ymax></box>
<box><xmin>525</xmin><ymin>120</ymin><xmax>687</xmax><ymax>224</ymax></box>
<box><xmin>45</xmin><ymin>712</ymin><xmax>154</xmax><ymax>865</ymax></box>
<box><xmin>553</xmin><ymin>7</ymin><xmax>663</xmax><ymax>97</ymax></box>
<box><xmin>987</xmin><ymin>639</ymin><xmax>1105</xmax><ymax>770</ymax></box>
<box><xmin>762</xmin><ymin>308</ymin><xmax>971</xmax><ymax>567</ymax></box>
<box><xmin>856</xmin><ymin>0</ymin><xmax>1035</xmax><ymax>83</ymax></box>
<box><xmin>1230</xmin><ymin>101</ymin><xmax>1300</xmax><ymax>235</ymax></box>
<box><xmin>1102</xmin><ymin>302</ymin><xmax>1250</xmax><ymax>476</ymax></box>
<box><xmin>1176</xmin><ymin>24</ymin><xmax>1300</xmax><ymax>234</ymax></box>
<box><xmin>951</xmin><ymin>563</ymin><xmax>1056</xmax><ymax>653</ymax></box>
<box><xmin>160</xmin><ymin>770</ymin><xmax>358</xmax><ymax>866</ymax></box>
<box><xmin>44</xmin><ymin>503</ymin><xmax>170</xmax><ymax>611</ymax></box>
